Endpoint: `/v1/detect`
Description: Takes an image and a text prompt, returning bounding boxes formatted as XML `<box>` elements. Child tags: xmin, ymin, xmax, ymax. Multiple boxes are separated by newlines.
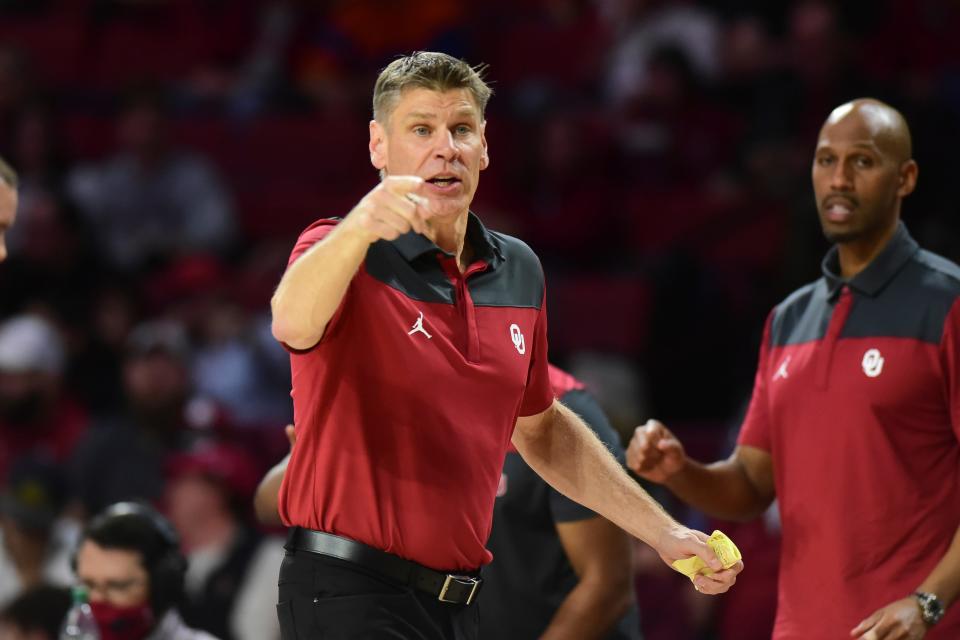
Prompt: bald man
<box><xmin>627</xmin><ymin>99</ymin><xmax>960</xmax><ymax>639</ymax></box>
<box><xmin>0</xmin><ymin>155</ymin><xmax>17</xmax><ymax>262</ymax></box>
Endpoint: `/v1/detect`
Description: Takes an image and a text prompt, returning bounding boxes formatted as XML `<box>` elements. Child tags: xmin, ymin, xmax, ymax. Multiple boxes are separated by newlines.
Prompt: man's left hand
<box><xmin>850</xmin><ymin>597</ymin><xmax>927</xmax><ymax>639</ymax></box>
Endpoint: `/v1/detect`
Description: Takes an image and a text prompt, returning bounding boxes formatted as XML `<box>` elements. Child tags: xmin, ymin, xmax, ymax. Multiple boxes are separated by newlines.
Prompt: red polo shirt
<box><xmin>277</xmin><ymin>214</ymin><xmax>554</xmax><ymax>571</ymax></box>
<box><xmin>739</xmin><ymin>224</ymin><xmax>960</xmax><ymax>639</ymax></box>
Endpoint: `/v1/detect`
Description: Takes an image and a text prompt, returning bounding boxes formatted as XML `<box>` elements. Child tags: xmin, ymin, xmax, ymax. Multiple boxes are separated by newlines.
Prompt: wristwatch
<box><xmin>914</xmin><ymin>592</ymin><xmax>945</xmax><ymax>626</ymax></box>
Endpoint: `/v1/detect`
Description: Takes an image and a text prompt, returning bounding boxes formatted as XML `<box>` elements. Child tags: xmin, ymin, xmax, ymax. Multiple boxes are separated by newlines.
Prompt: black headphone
<box><xmin>74</xmin><ymin>502</ymin><xmax>187</xmax><ymax>616</ymax></box>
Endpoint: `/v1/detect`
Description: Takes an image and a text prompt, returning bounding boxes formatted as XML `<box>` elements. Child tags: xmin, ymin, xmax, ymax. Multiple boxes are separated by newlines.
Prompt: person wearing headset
<box><xmin>72</xmin><ymin>502</ymin><xmax>217</xmax><ymax>640</ymax></box>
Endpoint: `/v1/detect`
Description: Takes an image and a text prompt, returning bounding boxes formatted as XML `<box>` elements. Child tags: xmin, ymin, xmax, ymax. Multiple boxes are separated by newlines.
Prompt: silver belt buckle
<box><xmin>438</xmin><ymin>574</ymin><xmax>480</xmax><ymax>605</ymax></box>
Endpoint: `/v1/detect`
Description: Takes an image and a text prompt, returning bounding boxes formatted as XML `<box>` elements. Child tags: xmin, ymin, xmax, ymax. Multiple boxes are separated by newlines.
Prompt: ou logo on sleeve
<box><xmin>509</xmin><ymin>324</ymin><xmax>525</xmax><ymax>355</ymax></box>
<box><xmin>861</xmin><ymin>348</ymin><xmax>884</xmax><ymax>378</ymax></box>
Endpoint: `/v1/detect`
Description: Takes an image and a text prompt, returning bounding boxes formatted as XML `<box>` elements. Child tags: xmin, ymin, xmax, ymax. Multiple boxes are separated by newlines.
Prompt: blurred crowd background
<box><xmin>0</xmin><ymin>0</ymin><xmax>958</xmax><ymax>639</ymax></box>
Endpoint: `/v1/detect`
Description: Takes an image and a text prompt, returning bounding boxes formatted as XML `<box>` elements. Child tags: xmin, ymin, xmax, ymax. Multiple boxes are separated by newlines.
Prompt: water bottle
<box><xmin>59</xmin><ymin>586</ymin><xmax>100</xmax><ymax>640</ymax></box>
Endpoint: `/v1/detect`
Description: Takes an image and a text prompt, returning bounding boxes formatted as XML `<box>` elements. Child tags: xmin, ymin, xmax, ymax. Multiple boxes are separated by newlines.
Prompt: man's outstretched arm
<box><xmin>271</xmin><ymin>176</ymin><xmax>432</xmax><ymax>350</ymax></box>
<box><xmin>626</xmin><ymin>419</ymin><xmax>775</xmax><ymax>522</ymax></box>
<box><xmin>513</xmin><ymin>401</ymin><xmax>742</xmax><ymax>594</ymax></box>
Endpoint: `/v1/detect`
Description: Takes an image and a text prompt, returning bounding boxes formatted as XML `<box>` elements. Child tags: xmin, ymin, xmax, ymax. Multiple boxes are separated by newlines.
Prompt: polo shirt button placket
<box><xmin>815</xmin><ymin>285</ymin><xmax>853</xmax><ymax>390</ymax></box>
<box><xmin>439</xmin><ymin>255</ymin><xmax>486</xmax><ymax>364</ymax></box>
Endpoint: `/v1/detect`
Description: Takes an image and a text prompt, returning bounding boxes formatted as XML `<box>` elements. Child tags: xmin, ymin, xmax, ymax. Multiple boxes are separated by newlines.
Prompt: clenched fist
<box><xmin>342</xmin><ymin>175</ymin><xmax>435</xmax><ymax>243</ymax></box>
<box><xmin>626</xmin><ymin>419</ymin><xmax>687</xmax><ymax>483</ymax></box>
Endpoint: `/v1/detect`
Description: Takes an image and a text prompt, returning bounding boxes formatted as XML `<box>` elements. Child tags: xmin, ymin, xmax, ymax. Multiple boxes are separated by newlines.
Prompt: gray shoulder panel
<box><xmin>914</xmin><ymin>249</ymin><xmax>960</xmax><ymax>285</ymax></box>
<box><xmin>770</xmin><ymin>280</ymin><xmax>830</xmax><ymax>346</ymax></box>
<box><xmin>841</xmin><ymin>253</ymin><xmax>960</xmax><ymax>343</ymax></box>
<box><xmin>364</xmin><ymin>240</ymin><xmax>454</xmax><ymax>304</ymax></box>
<box><xmin>469</xmin><ymin>231</ymin><xmax>546</xmax><ymax>309</ymax></box>
<box><xmin>770</xmin><ymin>251</ymin><xmax>960</xmax><ymax>346</ymax></box>
<box><xmin>363</xmin><ymin>231</ymin><xmax>546</xmax><ymax>309</ymax></box>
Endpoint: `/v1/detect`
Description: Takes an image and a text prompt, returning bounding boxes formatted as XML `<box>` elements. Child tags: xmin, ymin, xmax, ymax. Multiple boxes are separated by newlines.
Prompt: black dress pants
<box><xmin>277</xmin><ymin>548</ymin><xmax>480</xmax><ymax>640</ymax></box>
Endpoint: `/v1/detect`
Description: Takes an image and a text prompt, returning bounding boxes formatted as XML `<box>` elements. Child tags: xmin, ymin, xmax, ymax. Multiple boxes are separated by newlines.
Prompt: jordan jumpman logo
<box><xmin>408</xmin><ymin>311</ymin><xmax>432</xmax><ymax>339</ymax></box>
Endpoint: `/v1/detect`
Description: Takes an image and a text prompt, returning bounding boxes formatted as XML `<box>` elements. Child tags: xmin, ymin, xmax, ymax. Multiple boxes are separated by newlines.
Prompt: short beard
<box><xmin>822</xmin><ymin>227</ymin><xmax>861</xmax><ymax>244</ymax></box>
<box><xmin>821</xmin><ymin>214</ymin><xmax>893</xmax><ymax>246</ymax></box>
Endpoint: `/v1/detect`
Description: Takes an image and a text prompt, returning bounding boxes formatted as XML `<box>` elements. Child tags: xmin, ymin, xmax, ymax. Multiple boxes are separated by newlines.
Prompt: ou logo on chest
<box><xmin>861</xmin><ymin>348</ymin><xmax>884</xmax><ymax>378</ymax></box>
<box><xmin>509</xmin><ymin>324</ymin><xmax>525</xmax><ymax>355</ymax></box>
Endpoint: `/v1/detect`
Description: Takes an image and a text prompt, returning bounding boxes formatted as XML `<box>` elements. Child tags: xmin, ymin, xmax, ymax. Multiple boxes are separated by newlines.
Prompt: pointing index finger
<box><xmin>383</xmin><ymin>175</ymin><xmax>425</xmax><ymax>195</ymax></box>
<box><xmin>404</xmin><ymin>191</ymin><xmax>436</xmax><ymax>235</ymax></box>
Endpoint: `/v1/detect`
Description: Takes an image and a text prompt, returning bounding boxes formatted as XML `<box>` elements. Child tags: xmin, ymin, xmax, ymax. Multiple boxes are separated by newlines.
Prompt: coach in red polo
<box><xmin>269</xmin><ymin>52</ymin><xmax>741</xmax><ymax>640</ymax></box>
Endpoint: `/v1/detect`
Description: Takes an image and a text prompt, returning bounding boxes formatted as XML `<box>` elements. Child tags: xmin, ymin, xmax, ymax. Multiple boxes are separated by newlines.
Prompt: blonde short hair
<box><xmin>372</xmin><ymin>52</ymin><xmax>492</xmax><ymax>125</ymax></box>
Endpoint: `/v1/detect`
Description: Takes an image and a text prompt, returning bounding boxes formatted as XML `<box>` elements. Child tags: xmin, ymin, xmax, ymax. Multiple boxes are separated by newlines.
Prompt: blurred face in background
<box><xmin>165</xmin><ymin>474</ymin><xmax>229</xmax><ymax>550</ymax></box>
<box><xmin>75</xmin><ymin>541</ymin><xmax>150</xmax><ymax>608</ymax></box>
<box><xmin>0</xmin><ymin>370</ymin><xmax>55</xmax><ymax>427</ymax></box>
<box><xmin>118</xmin><ymin>104</ymin><xmax>166</xmax><ymax>162</ymax></box>
<box><xmin>123</xmin><ymin>352</ymin><xmax>187</xmax><ymax>416</ymax></box>
<box><xmin>0</xmin><ymin>182</ymin><xmax>17</xmax><ymax>263</ymax></box>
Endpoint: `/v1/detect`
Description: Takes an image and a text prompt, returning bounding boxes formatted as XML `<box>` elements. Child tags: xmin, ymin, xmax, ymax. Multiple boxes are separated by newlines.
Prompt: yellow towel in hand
<box><xmin>671</xmin><ymin>530</ymin><xmax>742</xmax><ymax>581</ymax></box>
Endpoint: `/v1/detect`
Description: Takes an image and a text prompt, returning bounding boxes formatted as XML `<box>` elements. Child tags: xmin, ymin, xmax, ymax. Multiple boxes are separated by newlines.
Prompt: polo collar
<box><xmin>821</xmin><ymin>221</ymin><xmax>919</xmax><ymax>300</ymax></box>
<box><xmin>391</xmin><ymin>212</ymin><xmax>504</xmax><ymax>267</ymax></box>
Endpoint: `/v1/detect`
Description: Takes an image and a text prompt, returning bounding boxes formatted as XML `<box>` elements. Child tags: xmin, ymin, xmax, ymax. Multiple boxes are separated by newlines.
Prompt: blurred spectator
<box><xmin>0</xmin><ymin>455</ymin><xmax>74</xmax><ymax>609</ymax></box>
<box><xmin>783</xmin><ymin>0</ymin><xmax>863</xmax><ymax>140</ymax></box>
<box><xmin>0</xmin><ymin>314</ymin><xmax>87</xmax><ymax>483</ymax></box>
<box><xmin>190</xmin><ymin>296</ymin><xmax>292</xmax><ymax>427</ymax></box>
<box><xmin>165</xmin><ymin>444</ymin><xmax>283</xmax><ymax>640</ymax></box>
<box><xmin>69</xmin><ymin>320</ymin><xmax>203</xmax><ymax>517</ymax></box>
<box><xmin>148</xmin><ymin>256</ymin><xmax>292</xmax><ymax>427</ymax></box>
<box><xmin>73</xmin><ymin>502</ymin><xmax>216</xmax><ymax>640</ymax></box>
<box><xmin>604</xmin><ymin>0</ymin><xmax>721</xmax><ymax>107</ymax></box>
<box><xmin>715</xmin><ymin>15</ymin><xmax>802</xmax><ymax>144</ymax></box>
<box><xmin>3</xmin><ymin>104</ymin><xmax>77</xmax><ymax>265</ymax></box>
<box><xmin>514</xmin><ymin>109</ymin><xmax>628</xmax><ymax>266</ymax></box>
<box><xmin>216</xmin><ymin>1</ymin><xmax>296</xmax><ymax>118</ymax></box>
<box><xmin>0</xmin><ymin>117</ymin><xmax>107</xmax><ymax>339</ymax></box>
<box><xmin>0</xmin><ymin>194</ymin><xmax>104</xmax><ymax>329</ymax></box>
<box><xmin>62</xmin><ymin>277</ymin><xmax>140</xmax><ymax>416</ymax></box>
<box><xmin>0</xmin><ymin>585</ymin><xmax>71</xmax><ymax>640</ymax></box>
<box><xmin>614</xmin><ymin>44</ymin><xmax>741</xmax><ymax>185</ymax></box>
<box><xmin>67</xmin><ymin>86</ymin><xmax>236</xmax><ymax>271</ymax></box>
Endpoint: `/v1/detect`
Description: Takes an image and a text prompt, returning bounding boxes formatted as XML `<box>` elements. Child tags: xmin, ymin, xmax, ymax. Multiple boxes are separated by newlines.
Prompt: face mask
<box><xmin>89</xmin><ymin>601</ymin><xmax>155</xmax><ymax>640</ymax></box>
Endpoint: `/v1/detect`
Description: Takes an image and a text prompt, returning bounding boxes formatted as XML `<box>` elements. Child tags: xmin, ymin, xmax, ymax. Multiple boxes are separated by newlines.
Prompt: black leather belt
<box><xmin>285</xmin><ymin>527</ymin><xmax>482</xmax><ymax>606</ymax></box>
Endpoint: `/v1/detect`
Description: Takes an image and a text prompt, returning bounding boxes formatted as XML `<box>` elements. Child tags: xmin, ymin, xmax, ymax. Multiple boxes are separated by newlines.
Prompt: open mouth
<box><xmin>822</xmin><ymin>196</ymin><xmax>857</xmax><ymax>222</ymax></box>
<box><xmin>427</xmin><ymin>176</ymin><xmax>461</xmax><ymax>188</ymax></box>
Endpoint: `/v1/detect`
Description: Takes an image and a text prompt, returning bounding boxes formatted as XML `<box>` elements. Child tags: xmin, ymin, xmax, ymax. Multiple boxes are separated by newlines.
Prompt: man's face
<box><xmin>811</xmin><ymin>107</ymin><xmax>916</xmax><ymax>245</ymax></box>
<box><xmin>369</xmin><ymin>88</ymin><xmax>489</xmax><ymax>222</ymax></box>
<box><xmin>76</xmin><ymin>540</ymin><xmax>150</xmax><ymax>608</ymax></box>
<box><xmin>0</xmin><ymin>183</ymin><xmax>17</xmax><ymax>262</ymax></box>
